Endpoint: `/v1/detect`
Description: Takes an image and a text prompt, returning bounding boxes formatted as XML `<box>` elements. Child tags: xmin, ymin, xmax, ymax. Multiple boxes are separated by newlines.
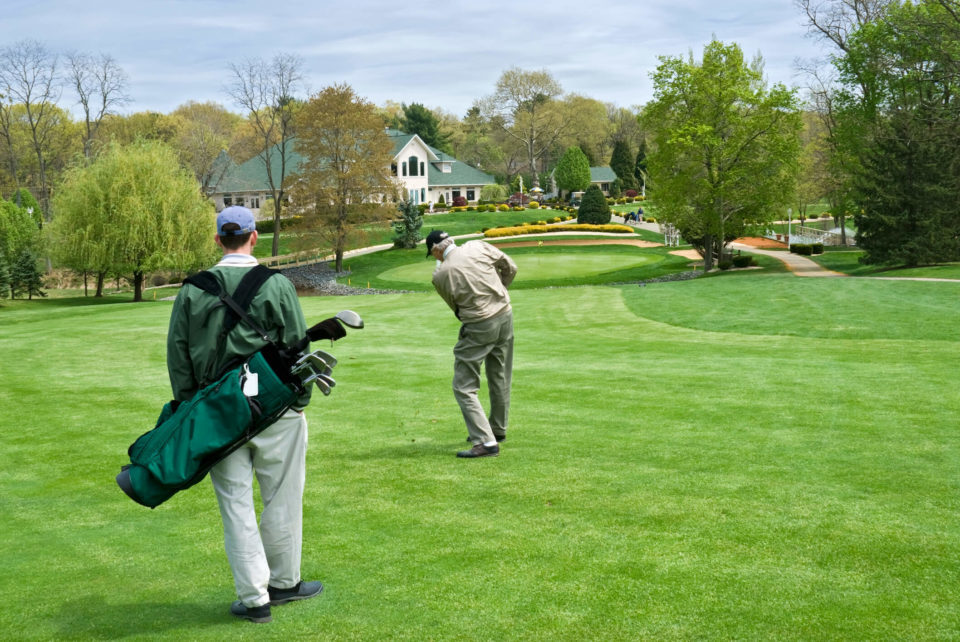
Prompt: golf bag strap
<box><xmin>183</xmin><ymin>265</ymin><xmax>279</xmax><ymax>345</ymax></box>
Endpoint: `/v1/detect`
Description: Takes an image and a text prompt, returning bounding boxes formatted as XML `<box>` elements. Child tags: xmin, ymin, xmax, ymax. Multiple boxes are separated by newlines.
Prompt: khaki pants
<box><xmin>210</xmin><ymin>409</ymin><xmax>307</xmax><ymax>607</ymax></box>
<box><xmin>453</xmin><ymin>309</ymin><xmax>513</xmax><ymax>444</ymax></box>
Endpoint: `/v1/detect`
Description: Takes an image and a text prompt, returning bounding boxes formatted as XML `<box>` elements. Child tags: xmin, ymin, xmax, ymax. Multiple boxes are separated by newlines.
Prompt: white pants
<box><xmin>209</xmin><ymin>409</ymin><xmax>308</xmax><ymax>607</ymax></box>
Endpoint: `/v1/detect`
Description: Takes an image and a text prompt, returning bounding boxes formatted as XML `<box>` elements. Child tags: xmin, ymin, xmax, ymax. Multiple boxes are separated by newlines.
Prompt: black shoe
<box><xmin>268</xmin><ymin>580</ymin><xmax>324</xmax><ymax>605</ymax></box>
<box><xmin>230</xmin><ymin>600</ymin><xmax>272</xmax><ymax>623</ymax></box>
<box><xmin>457</xmin><ymin>443</ymin><xmax>499</xmax><ymax>458</ymax></box>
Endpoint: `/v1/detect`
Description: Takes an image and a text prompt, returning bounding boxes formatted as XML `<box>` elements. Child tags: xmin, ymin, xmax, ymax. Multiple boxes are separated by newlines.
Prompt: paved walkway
<box><xmin>728</xmin><ymin>243</ymin><xmax>847</xmax><ymax>277</ymax></box>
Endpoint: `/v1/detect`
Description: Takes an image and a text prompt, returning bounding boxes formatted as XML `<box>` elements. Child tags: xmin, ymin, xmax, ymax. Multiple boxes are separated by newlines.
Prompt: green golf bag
<box><xmin>116</xmin><ymin>265</ymin><xmax>347</xmax><ymax>509</ymax></box>
<box><xmin>116</xmin><ymin>346</ymin><xmax>302</xmax><ymax>508</ymax></box>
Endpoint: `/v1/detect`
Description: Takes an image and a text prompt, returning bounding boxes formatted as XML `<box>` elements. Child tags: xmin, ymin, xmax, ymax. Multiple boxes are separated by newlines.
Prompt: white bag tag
<box><xmin>242</xmin><ymin>363</ymin><xmax>259</xmax><ymax>397</ymax></box>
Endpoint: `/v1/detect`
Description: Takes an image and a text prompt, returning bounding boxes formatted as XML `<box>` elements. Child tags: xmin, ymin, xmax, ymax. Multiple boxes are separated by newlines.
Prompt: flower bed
<box><xmin>483</xmin><ymin>223</ymin><xmax>634</xmax><ymax>238</ymax></box>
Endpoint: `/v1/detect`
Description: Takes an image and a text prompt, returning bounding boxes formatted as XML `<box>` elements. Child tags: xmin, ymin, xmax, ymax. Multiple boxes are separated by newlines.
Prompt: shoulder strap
<box><xmin>183</xmin><ymin>265</ymin><xmax>279</xmax><ymax>344</ymax></box>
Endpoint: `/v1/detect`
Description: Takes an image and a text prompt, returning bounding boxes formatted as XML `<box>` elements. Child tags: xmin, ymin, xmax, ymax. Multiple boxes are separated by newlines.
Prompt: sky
<box><xmin>6</xmin><ymin>0</ymin><xmax>829</xmax><ymax>118</ymax></box>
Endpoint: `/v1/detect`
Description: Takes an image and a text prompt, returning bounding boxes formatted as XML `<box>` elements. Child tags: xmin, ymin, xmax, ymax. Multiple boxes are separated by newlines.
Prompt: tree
<box><xmin>556</xmin><ymin>95</ymin><xmax>612</xmax><ymax>167</ymax></box>
<box><xmin>9</xmin><ymin>248</ymin><xmax>45</xmax><ymax>299</ymax></box>
<box><xmin>49</xmin><ymin>140</ymin><xmax>217</xmax><ymax>301</ymax></box>
<box><xmin>609</xmin><ymin>139</ymin><xmax>637</xmax><ymax>191</ymax></box>
<box><xmin>0</xmin><ymin>197</ymin><xmax>40</xmax><ymax>263</ymax></box>
<box><xmin>293</xmin><ymin>84</ymin><xmax>397</xmax><ymax>272</ymax></box>
<box><xmin>554</xmin><ymin>146</ymin><xmax>591</xmax><ymax>198</ymax></box>
<box><xmin>169</xmin><ymin>101</ymin><xmax>244</xmax><ymax>194</ymax></box>
<box><xmin>642</xmin><ymin>40</ymin><xmax>802</xmax><ymax>269</ymax></box>
<box><xmin>227</xmin><ymin>54</ymin><xmax>303</xmax><ymax>257</ymax></box>
<box><xmin>577</xmin><ymin>184</ymin><xmax>611</xmax><ymax>224</ymax></box>
<box><xmin>0</xmin><ymin>250</ymin><xmax>9</xmax><ymax>299</ymax></box>
<box><xmin>401</xmin><ymin>103</ymin><xmax>452</xmax><ymax>153</ymax></box>
<box><xmin>634</xmin><ymin>139</ymin><xmax>648</xmax><ymax>195</ymax></box>
<box><xmin>0</xmin><ymin>40</ymin><xmax>63</xmax><ymax>219</ymax></box>
<box><xmin>392</xmin><ymin>199</ymin><xmax>423</xmax><ymax>249</ymax></box>
<box><xmin>480</xmin><ymin>183</ymin><xmax>508</xmax><ymax>202</ymax></box>
<box><xmin>480</xmin><ymin>67</ymin><xmax>566</xmax><ymax>189</ymax></box>
<box><xmin>65</xmin><ymin>51</ymin><xmax>130</xmax><ymax>158</ymax></box>
<box><xmin>834</xmin><ymin>0</ymin><xmax>960</xmax><ymax>265</ymax></box>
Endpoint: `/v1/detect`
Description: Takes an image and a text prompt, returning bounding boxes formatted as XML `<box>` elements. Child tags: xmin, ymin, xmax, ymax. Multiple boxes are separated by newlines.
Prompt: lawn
<box><xmin>338</xmin><ymin>244</ymin><xmax>691</xmax><ymax>291</ymax></box>
<box><xmin>1</xmin><ymin>273</ymin><xmax>958</xmax><ymax>639</ymax></box>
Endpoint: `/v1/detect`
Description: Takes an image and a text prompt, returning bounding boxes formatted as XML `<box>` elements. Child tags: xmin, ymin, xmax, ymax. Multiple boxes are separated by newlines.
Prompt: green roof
<box><xmin>590</xmin><ymin>166</ymin><xmax>617</xmax><ymax>183</ymax></box>
<box><xmin>215</xmin><ymin>143</ymin><xmax>306</xmax><ymax>193</ymax></box>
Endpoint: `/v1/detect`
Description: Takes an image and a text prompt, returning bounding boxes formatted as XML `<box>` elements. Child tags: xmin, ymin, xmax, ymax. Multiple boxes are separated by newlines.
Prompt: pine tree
<box><xmin>577</xmin><ymin>185</ymin><xmax>611</xmax><ymax>224</ymax></box>
<box><xmin>392</xmin><ymin>199</ymin><xmax>423</xmax><ymax>249</ymax></box>
<box><xmin>610</xmin><ymin>140</ymin><xmax>637</xmax><ymax>191</ymax></box>
<box><xmin>10</xmin><ymin>250</ymin><xmax>46</xmax><ymax>300</ymax></box>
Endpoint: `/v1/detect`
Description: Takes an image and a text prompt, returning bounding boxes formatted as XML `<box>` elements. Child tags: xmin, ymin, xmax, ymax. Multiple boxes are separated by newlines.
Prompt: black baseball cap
<box><xmin>425</xmin><ymin>230</ymin><xmax>449</xmax><ymax>257</ymax></box>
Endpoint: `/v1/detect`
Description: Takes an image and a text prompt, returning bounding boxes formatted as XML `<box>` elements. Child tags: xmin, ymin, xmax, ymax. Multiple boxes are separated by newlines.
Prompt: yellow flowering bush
<box><xmin>483</xmin><ymin>223</ymin><xmax>634</xmax><ymax>238</ymax></box>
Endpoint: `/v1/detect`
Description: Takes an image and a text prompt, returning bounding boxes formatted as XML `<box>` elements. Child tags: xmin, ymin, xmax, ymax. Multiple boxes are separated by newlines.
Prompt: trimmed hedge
<box><xmin>790</xmin><ymin>243</ymin><xmax>824</xmax><ymax>255</ymax></box>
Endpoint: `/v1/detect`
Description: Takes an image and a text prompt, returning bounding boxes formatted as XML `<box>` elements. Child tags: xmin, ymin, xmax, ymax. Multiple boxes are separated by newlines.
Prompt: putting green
<box><xmin>377</xmin><ymin>250</ymin><xmax>659</xmax><ymax>283</ymax></box>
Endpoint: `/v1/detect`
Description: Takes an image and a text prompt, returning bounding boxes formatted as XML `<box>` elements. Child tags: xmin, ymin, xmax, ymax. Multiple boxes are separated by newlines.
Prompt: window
<box><xmin>391</xmin><ymin>162</ymin><xmax>397</xmax><ymax>176</ymax></box>
<box><xmin>235</xmin><ymin>196</ymin><xmax>245</xmax><ymax>207</ymax></box>
<box><xmin>420</xmin><ymin>161</ymin><xmax>425</xmax><ymax>176</ymax></box>
<box><xmin>251</xmin><ymin>197</ymin><xmax>260</xmax><ymax>209</ymax></box>
<box><xmin>223</xmin><ymin>194</ymin><xmax>233</xmax><ymax>206</ymax></box>
<box><xmin>408</xmin><ymin>156</ymin><xmax>419</xmax><ymax>177</ymax></box>
<box><xmin>402</xmin><ymin>162</ymin><xmax>407</xmax><ymax>177</ymax></box>
<box><xmin>452</xmin><ymin>190</ymin><xmax>461</xmax><ymax>199</ymax></box>
<box><xmin>467</xmin><ymin>190</ymin><xmax>475</xmax><ymax>201</ymax></box>
<box><xmin>420</xmin><ymin>188</ymin><xmax>425</xmax><ymax>203</ymax></box>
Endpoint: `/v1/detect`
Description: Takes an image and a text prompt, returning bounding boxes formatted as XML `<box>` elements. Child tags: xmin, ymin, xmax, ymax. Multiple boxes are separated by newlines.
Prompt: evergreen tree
<box><xmin>401</xmin><ymin>103</ymin><xmax>452</xmax><ymax>154</ymax></box>
<box><xmin>0</xmin><ymin>251</ymin><xmax>10</xmax><ymax>300</ymax></box>
<box><xmin>610</xmin><ymin>139</ymin><xmax>637</xmax><ymax>191</ymax></box>
<box><xmin>392</xmin><ymin>199</ymin><xmax>423</xmax><ymax>249</ymax></box>
<box><xmin>634</xmin><ymin>140</ymin><xmax>648</xmax><ymax>194</ymax></box>
<box><xmin>10</xmin><ymin>249</ymin><xmax>46</xmax><ymax>300</ymax></box>
<box><xmin>577</xmin><ymin>184</ymin><xmax>611</xmax><ymax>224</ymax></box>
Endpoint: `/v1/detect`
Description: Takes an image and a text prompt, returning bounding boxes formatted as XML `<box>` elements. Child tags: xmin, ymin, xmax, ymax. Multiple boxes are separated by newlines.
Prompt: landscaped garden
<box><xmin>1</xmin><ymin>261</ymin><xmax>958</xmax><ymax>639</ymax></box>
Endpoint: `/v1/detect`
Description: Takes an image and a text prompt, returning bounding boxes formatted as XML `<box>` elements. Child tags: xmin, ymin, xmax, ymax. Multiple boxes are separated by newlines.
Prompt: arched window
<box><xmin>408</xmin><ymin>155</ymin><xmax>419</xmax><ymax>177</ymax></box>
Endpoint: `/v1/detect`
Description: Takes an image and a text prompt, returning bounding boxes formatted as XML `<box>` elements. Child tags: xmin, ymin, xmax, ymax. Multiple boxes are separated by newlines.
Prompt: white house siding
<box><xmin>394</xmin><ymin>138</ymin><xmax>433</xmax><ymax>205</ymax></box>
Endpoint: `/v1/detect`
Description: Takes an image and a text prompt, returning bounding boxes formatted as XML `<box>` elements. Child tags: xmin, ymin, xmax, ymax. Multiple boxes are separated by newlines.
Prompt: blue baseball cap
<box><xmin>217</xmin><ymin>206</ymin><xmax>256</xmax><ymax>236</ymax></box>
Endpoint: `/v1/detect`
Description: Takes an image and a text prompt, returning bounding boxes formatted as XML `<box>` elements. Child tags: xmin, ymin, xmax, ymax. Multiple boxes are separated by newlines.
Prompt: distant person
<box><xmin>167</xmin><ymin>206</ymin><xmax>323</xmax><ymax>623</ymax></box>
<box><xmin>426</xmin><ymin>230</ymin><xmax>518</xmax><ymax>458</ymax></box>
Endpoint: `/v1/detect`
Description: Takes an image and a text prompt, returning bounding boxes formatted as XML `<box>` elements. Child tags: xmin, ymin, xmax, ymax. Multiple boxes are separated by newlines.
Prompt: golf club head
<box><xmin>335</xmin><ymin>310</ymin><xmax>364</xmax><ymax>329</ymax></box>
<box><xmin>311</xmin><ymin>349</ymin><xmax>338</xmax><ymax>369</ymax></box>
<box><xmin>303</xmin><ymin>372</ymin><xmax>332</xmax><ymax>396</ymax></box>
<box><xmin>316</xmin><ymin>373</ymin><xmax>336</xmax><ymax>389</ymax></box>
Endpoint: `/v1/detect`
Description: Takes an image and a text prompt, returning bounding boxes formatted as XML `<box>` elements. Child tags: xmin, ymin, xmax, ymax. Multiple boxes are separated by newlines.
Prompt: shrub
<box><xmin>578</xmin><ymin>185</ymin><xmax>612</xmax><ymax>224</ymax></box>
<box><xmin>625</xmin><ymin>189</ymin><xmax>638</xmax><ymax>198</ymax></box>
<box><xmin>718</xmin><ymin>260</ymin><xmax>734</xmax><ymax>270</ymax></box>
<box><xmin>498</xmin><ymin>204</ymin><xmax>510</xmax><ymax>211</ymax></box>
<box><xmin>790</xmin><ymin>244</ymin><xmax>813</xmax><ymax>255</ymax></box>
<box><xmin>512</xmin><ymin>206</ymin><xmax>524</xmax><ymax>211</ymax></box>
<box><xmin>812</xmin><ymin>243</ymin><xmax>824</xmax><ymax>254</ymax></box>
<box><xmin>732</xmin><ymin>255</ymin><xmax>754</xmax><ymax>268</ymax></box>
<box><xmin>483</xmin><ymin>223</ymin><xmax>634</xmax><ymax>238</ymax></box>
<box><xmin>529</xmin><ymin>201</ymin><xmax>540</xmax><ymax>209</ymax></box>
<box><xmin>452</xmin><ymin>195</ymin><xmax>467</xmax><ymax>207</ymax></box>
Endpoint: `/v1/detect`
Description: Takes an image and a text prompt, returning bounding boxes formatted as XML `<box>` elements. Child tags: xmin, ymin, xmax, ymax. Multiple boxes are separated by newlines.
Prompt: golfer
<box><xmin>167</xmin><ymin>206</ymin><xmax>322</xmax><ymax>623</ymax></box>
<box><xmin>426</xmin><ymin>230</ymin><xmax>518</xmax><ymax>458</ymax></box>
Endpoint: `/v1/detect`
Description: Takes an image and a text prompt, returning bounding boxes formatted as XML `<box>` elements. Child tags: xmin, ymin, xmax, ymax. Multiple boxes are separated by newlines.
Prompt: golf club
<box><xmin>335</xmin><ymin>310</ymin><xmax>364</xmax><ymax>329</ymax></box>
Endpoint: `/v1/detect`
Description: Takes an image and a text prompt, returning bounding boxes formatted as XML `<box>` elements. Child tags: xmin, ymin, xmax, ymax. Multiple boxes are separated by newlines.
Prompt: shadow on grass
<box><xmin>56</xmin><ymin>598</ymin><xmax>224</xmax><ymax>637</ymax></box>
<box><xmin>339</xmin><ymin>439</ymin><xmax>455</xmax><ymax>460</ymax></box>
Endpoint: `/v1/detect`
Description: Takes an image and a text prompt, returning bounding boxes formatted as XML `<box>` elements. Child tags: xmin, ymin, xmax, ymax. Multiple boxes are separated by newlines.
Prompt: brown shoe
<box><xmin>457</xmin><ymin>443</ymin><xmax>499</xmax><ymax>458</ymax></box>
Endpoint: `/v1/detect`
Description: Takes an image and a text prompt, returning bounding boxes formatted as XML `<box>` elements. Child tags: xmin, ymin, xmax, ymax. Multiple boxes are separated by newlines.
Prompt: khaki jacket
<box><xmin>432</xmin><ymin>241</ymin><xmax>518</xmax><ymax>323</ymax></box>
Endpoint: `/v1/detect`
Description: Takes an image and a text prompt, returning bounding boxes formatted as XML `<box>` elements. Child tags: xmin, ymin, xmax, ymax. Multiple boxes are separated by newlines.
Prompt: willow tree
<box><xmin>50</xmin><ymin>140</ymin><xmax>216</xmax><ymax>301</ymax></box>
<box><xmin>642</xmin><ymin>40</ymin><xmax>802</xmax><ymax>269</ymax></box>
<box><xmin>293</xmin><ymin>84</ymin><xmax>397</xmax><ymax>272</ymax></box>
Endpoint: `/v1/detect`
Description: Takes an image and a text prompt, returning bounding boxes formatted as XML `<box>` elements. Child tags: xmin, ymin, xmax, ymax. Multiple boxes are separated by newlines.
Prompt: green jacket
<box><xmin>166</xmin><ymin>258</ymin><xmax>312</xmax><ymax>410</ymax></box>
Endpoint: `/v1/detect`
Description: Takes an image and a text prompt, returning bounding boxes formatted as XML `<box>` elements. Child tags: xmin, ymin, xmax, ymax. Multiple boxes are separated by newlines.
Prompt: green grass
<box><xmin>339</xmin><ymin>244</ymin><xmax>692</xmax><ymax>291</ymax></box>
<box><xmin>811</xmin><ymin>250</ymin><xmax>960</xmax><ymax>279</ymax></box>
<box><xmin>1</xmin><ymin>273</ymin><xmax>958</xmax><ymax>639</ymax></box>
